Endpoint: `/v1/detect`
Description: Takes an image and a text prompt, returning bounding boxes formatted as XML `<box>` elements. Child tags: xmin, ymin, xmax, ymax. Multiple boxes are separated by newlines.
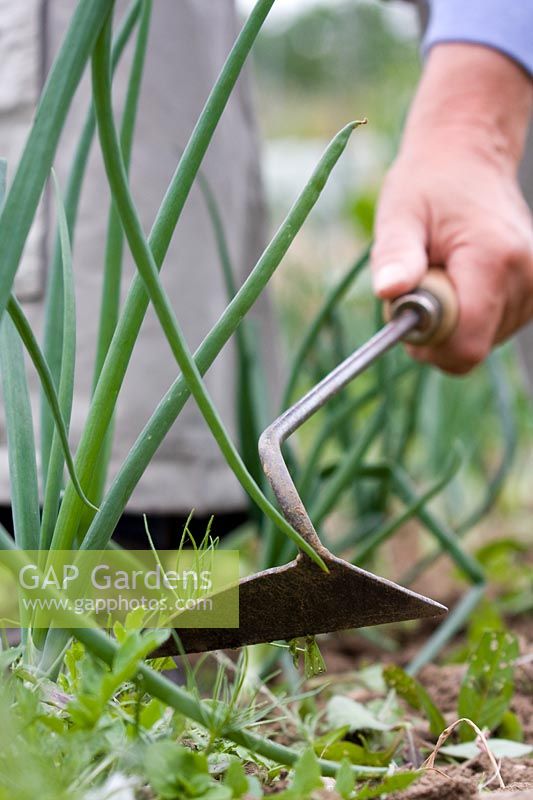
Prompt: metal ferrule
<box><xmin>388</xmin><ymin>289</ymin><xmax>442</xmax><ymax>345</ymax></box>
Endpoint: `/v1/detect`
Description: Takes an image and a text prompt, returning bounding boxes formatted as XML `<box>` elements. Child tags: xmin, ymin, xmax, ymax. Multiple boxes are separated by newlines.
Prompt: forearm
<box><xmin>402</xmin><ymin>44</ymin><xmax>533</xmax><ymax>169</ymax></box>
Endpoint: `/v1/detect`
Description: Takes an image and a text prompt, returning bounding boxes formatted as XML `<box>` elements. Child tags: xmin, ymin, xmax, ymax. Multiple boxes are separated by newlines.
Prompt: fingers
<box><xmin>372</xmin><ymin>154</ymin><xmax>533</xmax><ymax>375</ymax></box>
<box><xmin>406</xmin><ymin>244</ymin><xmax>506</xmax><ymax>374</ymax></box>
<box><xmin>371</xmin><ymin>174</ymin><xmax>428</xmax><ymax>299</ymax></box>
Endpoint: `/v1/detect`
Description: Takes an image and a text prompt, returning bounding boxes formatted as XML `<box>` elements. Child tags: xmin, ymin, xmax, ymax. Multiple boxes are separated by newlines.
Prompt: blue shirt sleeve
<box><xmin>423</xmin><ymin>1</ymin><xmax>533</xmax><ymax>77</ymax></box>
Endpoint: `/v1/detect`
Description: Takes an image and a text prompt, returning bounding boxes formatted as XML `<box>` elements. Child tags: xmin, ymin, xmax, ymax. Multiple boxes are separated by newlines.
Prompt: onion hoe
<box><xmin>163</xmin><ymin>270</ymin><xmax>458</xmax><ymax>653</ymax></box>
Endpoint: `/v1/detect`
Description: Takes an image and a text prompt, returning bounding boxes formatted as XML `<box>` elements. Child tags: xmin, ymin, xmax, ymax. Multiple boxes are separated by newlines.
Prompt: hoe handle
<box><xmin>384</xmin><ymin>267</ymin><xmax>459</xmax><ymax>346</ymax></box>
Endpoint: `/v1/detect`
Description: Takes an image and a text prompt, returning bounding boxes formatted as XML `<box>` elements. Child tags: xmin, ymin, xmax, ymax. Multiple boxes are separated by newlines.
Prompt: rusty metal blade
<box><xmin>155</xmin><ymin>553</ymin><xmax>447</xmax><ymax>655</ymax></box>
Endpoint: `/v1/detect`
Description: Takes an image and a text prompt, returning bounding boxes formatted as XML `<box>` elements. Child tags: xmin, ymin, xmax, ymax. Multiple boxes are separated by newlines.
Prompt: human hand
<box><xmin>372</xmin><ymin>44</ymin><xmax>533</xmax><ymax>374</ymax></box>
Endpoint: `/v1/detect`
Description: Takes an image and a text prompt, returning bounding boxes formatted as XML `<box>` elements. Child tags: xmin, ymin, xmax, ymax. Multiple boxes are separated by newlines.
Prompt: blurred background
<box><xmin>230</xmin><ymin>0</ymin><xmax>533</xmax><ymax>630</ymax></box>
<box><xmin>238</xmin><ymin>0</ymin><xmax>419</xmax><ymax>285</ymax></box>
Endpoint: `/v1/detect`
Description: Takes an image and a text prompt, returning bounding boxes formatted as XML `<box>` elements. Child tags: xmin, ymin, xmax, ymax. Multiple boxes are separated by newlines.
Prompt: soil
<box><xmin>263</xmin><ymin>617</ymin><xmax>533</xmax><ymax>798</ymax></box>
<box><xmin>387</xmin><ymin>759</ymin><xmax>533</xmax><ymax>800</ymax></box>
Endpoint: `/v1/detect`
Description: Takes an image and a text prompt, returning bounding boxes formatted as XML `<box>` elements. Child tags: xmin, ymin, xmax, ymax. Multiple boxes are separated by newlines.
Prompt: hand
<box><xmin>372</xmin><ymin>44</ymin><xmax>533</xmax><ymax>374</ymax></box>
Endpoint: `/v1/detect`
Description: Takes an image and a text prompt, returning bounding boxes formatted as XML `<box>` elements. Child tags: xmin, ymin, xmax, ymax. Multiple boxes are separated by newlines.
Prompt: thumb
<box><xmin>371</xmin><ymin>191</ymin><xmax>428</xmax><ymax>299</ymax></box>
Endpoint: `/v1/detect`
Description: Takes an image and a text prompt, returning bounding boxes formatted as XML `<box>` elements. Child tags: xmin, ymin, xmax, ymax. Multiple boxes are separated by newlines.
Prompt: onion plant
<box><xmin>0</xmin><ymin>0</ymin><xmax>519</xmax><ymax>775</ymax></box>
<box><xmin>0</xmin><ymin>0</ymin><xmax>359</xmax><ymax>661</ymax></box>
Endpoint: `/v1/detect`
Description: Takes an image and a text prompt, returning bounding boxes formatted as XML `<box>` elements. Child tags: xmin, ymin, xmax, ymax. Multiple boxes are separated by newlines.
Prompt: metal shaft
<box><xmin>272</xmin><ymin>308</ymin><xmax>419</xmax><ymax>444</ymax></box>
<box><xmin>258</xmin><ymin>307</ymin><xmax>421</xmax><ymax>552</ymax></box>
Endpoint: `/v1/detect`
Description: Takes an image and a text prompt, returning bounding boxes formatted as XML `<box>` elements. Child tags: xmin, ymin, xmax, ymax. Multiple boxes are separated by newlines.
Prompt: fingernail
<box><xmin>372</xmin><ymin>262</ymin><xmax>408</xmax><ymax>295</ymax></box>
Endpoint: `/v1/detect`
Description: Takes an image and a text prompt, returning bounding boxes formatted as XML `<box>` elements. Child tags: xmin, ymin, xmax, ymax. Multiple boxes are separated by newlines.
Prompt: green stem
<box><xmin>93</xmin><ymin>0</ymin><xmax>152</xmax><ymax>389</ymax></box>
<box><xmin>0</xmin><ymin>317</ymin><xmax>40</xmax><ymax>553</ymax></box>
<box><xmin>0</xmin><ymin>0</ymin><xmax>113</xmax><ymax>319</ymax></box>
<box><xmin>457</xmin><ymin>351</ymin><xmax>517</xmax><ymax>534</ymax></box>
<box><xmin>281</xmin><ymin>245</ymin><xmax>369</xmax><ymax>408</ymax></box>
<box><xmin>298</xmin><ymin>365</ymin><xmax>413</xmax><ymax>503</ymax></box>
<box><xmin>392</xmin><ymin>465</ymin><xmax>485</xmax><ymax>585</ymax></box>
<box><xmin>353</xmin><ymin>447</ymin><xmax>462</xmax><ymax>563</ymax></box>
<box><xmin>401</xmin><ymin>351</ymin><xmax>517</xmax><ymax>585</ymax></box>
<box><xmin>79</xmin><ymin>0</ymin><xmax>153</xmax><ymax>529</ymax></box>
<box><xmin>41</xmin><ymin>0</ymin><xmax>142</xmax><ymax>486</ymax></box>
<box><xmin>40</xmin><ymin>174</ymin><xmax>81</xmax><ymax>553</ymax></box>
<box><xmin>394</xmin><ymin>366</ymin><xmax>428</xmax><ymax>465</ymax></box>
<box><xmin>0</xmin><ymin>529</ymin><xmax>385</xmax><ymax>777</ymax></box>
<box><xmin>79</xmin><ymin>122</ymin><xmax>361</xmax><ymax>558</ymax></box>
<box><xmin>91</xmin><ymin>14</ymin><xmax>327</xmax><ymax>569</ymax></box>
<box><xmin>198</xmin><ymin>172</ymin><xmax>266</xmax><ymax>499</ymax></box>
<box><xmin>309</xmin><ymin>405</ymin><xmax>386</xmax><ymax>526</ymax></box>
<box><xmin>7</xmin><ymin>296</ymin><xmax>95</xmax><ymax>513</ymax></box>
<box><xmin>50</xmin><ymin>0</ymin><xmax>278</xmax><ymax>553</ymax></box>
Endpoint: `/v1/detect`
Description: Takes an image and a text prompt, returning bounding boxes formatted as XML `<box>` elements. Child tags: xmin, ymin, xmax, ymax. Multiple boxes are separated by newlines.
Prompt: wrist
<box><xmin>401</xmin><ymin>43</ymin><xmax>533</xmax><ymax>170</ymax></box>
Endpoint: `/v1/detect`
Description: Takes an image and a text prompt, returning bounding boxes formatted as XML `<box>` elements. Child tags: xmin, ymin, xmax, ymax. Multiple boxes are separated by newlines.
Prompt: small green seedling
<box><xmin>458</xmin><ymin>629</ymin><xmax>519</xmax><ymax>741</ymax></box>
<box><xmin>287</xmin><ymin>636</ymin><xmax>327</xmax><ymax>678</ymax></box>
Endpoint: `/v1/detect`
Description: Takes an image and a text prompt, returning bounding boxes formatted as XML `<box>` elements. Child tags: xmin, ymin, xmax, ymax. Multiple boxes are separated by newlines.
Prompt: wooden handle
<box><xmin>383</xmin><ymin>268</ymin><xmax>459</xmax><ymax>346</ymax></box>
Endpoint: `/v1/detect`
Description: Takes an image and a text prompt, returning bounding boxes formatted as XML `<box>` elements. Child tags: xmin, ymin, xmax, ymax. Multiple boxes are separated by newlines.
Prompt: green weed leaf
<box><xmin>303</xmin><ymin>636</ymin><xmax>327</xmax><ymax>678</ymax></box>
<box><xmin>458</xmin><ymin>630</ymin><xmax>519</xmax><ymax>740</ymax></box>
<box><xmin>314</xmin><ymin>733</ymin><xmax>402</xmax><ymax>767</ymax></box>
<box><xmin>336</xmin><ymin>759</ymin><xmax>355</xmax><ymax>800</ymax></box>
<box><xmin>383</xmin><ymin>664</ymin><xmax>446</xmax><ymax>738</ymax></box>
<box><xmin>145</xmin><ymin>741</ymin><xmax>231</xmax><ymax>799</ymax></box>
<box><xmin>139</xmin><ymin>697</ymin><xmax>167</xmax><ymax>730</ymax></box>
<box><xmin>68</xmin><ymin>629</ymin><xmax>169</xmax><ymax>728</ymax></box>
<box><xmin>439</xmin><ymin>739</ymin><xmax>532</xmax><ymax>761</ymax></box>
<box><xmin>497</xmin><ymin>710</ymin><xmax>524</xmax><ymax>742</ymax></box>
<box><xmin>466</xmin><ymin>600</ymin><xmax>504</xmax><ymax>648</ymax></box>
<box><xmin>223</xmin><ymin>761</ymin><xmax>249</xmax><ymax>798</ymax></box>
<box><xmin>0</xmin><ymin>645</ymin><xmax>23</xmax><ymax>671</ymax></box>
<box><xmin>276</xmin><ymin>749</ymin><xmax>322</xmax><ymax>799</ymax></box>
<box><xmin>327</xmin><ymin>696</ymin><xmax>394</xmax><ymax>733</ymax></box>
<box><xmin>112</xmin><ymin>629</ymin><xmax>169</xmax><ymax>682</ymax></box>
<box><xmin>354</xmin><ymin>771</ymin><xmax>421</xmax><ymax>799</ymax></box>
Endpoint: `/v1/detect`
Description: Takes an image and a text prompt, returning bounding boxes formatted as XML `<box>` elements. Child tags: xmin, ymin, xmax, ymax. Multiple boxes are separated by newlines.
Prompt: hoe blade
<box><xmin>156</xmin><ymin>554</ymin><xmax>446</xmax><ymax>655</ymax></box>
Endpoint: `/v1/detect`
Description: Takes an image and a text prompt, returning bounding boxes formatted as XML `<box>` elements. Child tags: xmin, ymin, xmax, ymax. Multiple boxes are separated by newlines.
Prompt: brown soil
<box><xmin>265</xmin><ymin>622</ymin><xmax>533</xmax><ymax>798</ymax></box>
<box><xmin>388</xmin><ymin>766</ymin><xmax>477</xmax><ymax>800</ymax></box>
<box><xmin>387</xmin><ymin>759</ymin><xmax>533</xmax><ymax>800</ymax></box>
